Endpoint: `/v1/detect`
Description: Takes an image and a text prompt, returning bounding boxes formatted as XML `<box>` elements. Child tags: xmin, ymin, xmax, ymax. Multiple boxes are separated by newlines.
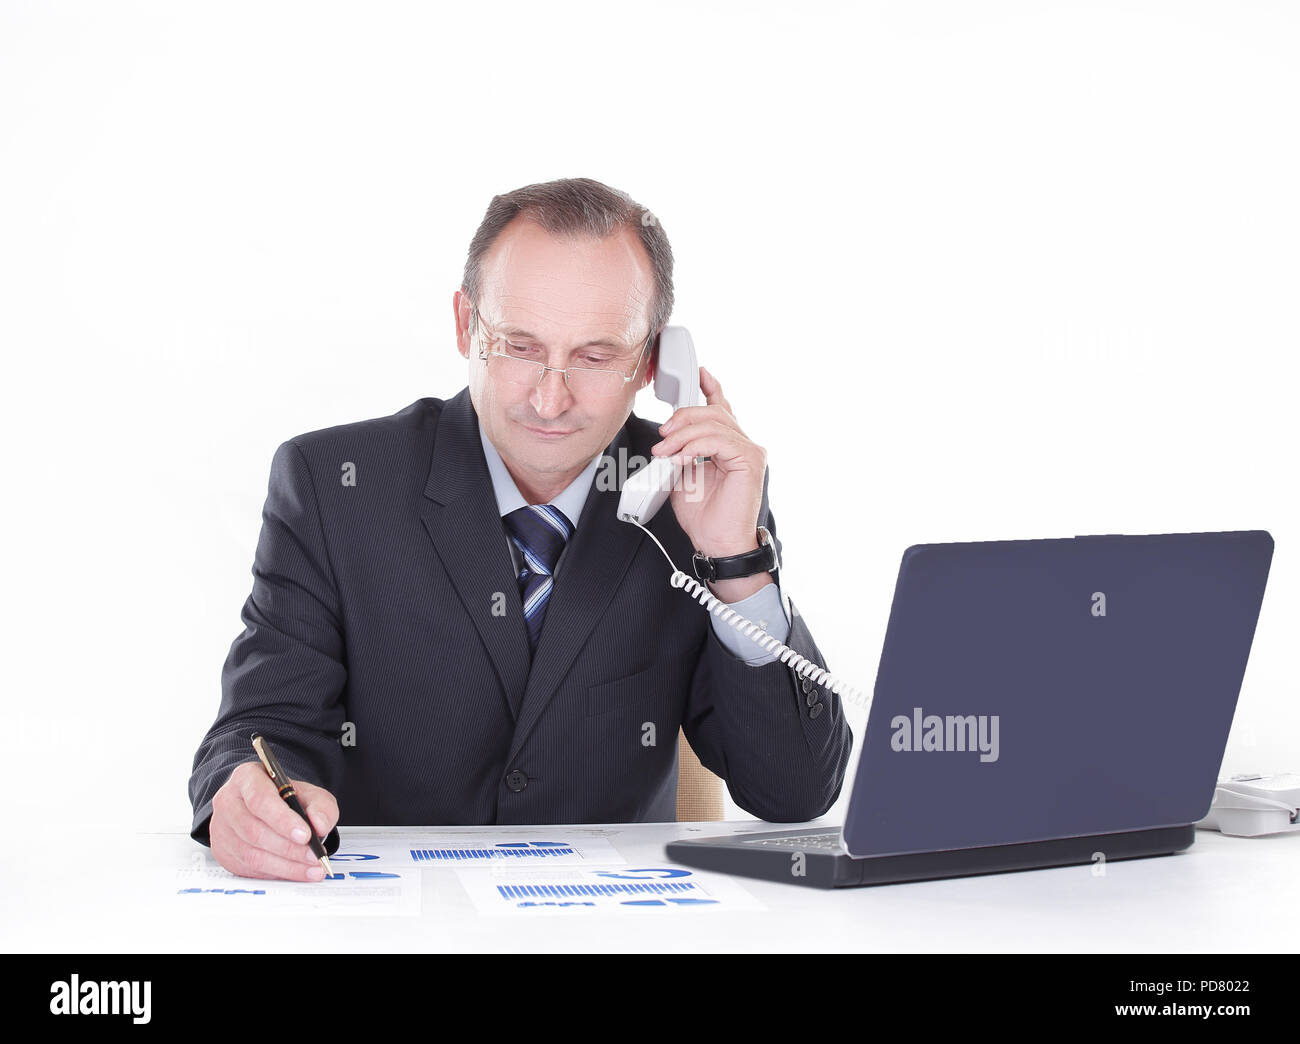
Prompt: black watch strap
<box><xmin>692</xmin><ymin>526</ymin><xmax>780</xmax><ymax>582</ymax></box>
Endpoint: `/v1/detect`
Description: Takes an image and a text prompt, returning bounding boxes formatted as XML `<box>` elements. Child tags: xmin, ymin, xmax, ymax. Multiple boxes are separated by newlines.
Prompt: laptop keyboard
<box><xmin>741</xmin><ymin>831</ymin><xmax>841</xmax><ymax>850</ymax></box>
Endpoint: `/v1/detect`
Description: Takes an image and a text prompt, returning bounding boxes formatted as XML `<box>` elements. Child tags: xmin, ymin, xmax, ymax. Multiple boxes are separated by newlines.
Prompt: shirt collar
<box><xmin>477</xmin><ymin>418</ymin><xmax>606</xmax><ymax>529</ymax></box>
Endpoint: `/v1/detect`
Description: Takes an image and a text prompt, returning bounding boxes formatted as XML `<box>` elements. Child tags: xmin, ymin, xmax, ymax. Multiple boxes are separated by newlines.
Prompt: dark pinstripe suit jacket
<box><xmin>189</xmin><ymin>387</ymin><xmax>853</xmax><ymax>852</ymax></box>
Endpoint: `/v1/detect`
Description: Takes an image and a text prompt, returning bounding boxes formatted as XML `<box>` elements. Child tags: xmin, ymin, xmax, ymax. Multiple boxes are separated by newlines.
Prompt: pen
<box><xmin>250</xmin><ymin>733</ymin><xmax>334</xmax><ymax>879</ymax></box>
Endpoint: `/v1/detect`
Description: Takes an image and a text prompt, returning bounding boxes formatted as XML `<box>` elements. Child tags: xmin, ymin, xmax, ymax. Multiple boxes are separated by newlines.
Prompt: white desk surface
<box><xmin>5</xmin><ymin>820</ymin><xmax>1298</xmax><ymax>953</ymax></box>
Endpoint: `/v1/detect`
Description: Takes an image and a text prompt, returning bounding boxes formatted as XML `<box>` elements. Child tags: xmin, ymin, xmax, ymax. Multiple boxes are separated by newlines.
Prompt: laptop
<box><xmin>667</xmin><ymin>530</ymin><xmax>1274</xmax><ymax>888</ymax></box>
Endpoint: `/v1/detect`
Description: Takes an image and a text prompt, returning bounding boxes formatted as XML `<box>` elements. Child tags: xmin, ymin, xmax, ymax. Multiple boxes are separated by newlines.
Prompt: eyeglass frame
<box><xmin>471</xmin><ymin>304</ymin><xmax>656</xmax><ymax>397</ymax></box>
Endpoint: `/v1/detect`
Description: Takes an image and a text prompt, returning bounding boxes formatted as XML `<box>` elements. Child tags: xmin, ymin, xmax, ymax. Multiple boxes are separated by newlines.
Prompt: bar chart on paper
<box><xmin>171</xmin><ymin>865</ymin><xmax>421</xmax><ymax>916</ymax></box>
<box><xmin>331</xmin><ymin>829</ymin><xmax>627</xmax><ymax>867</ymax></box>
<box><xmin>456</xmin><ymin>865</ymin><xmax>766</xmax><ymax>916</ymax></box>
<box><xmin>412</xmin><ymin>841</ymin><xmax>578</xmax><ymax>863</ymax></box>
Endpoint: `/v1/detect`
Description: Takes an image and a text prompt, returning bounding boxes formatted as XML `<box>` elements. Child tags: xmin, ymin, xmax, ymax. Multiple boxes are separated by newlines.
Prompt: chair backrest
<box><xmin>675</xmin><ymin>727</ymin><xmax>723</xmax><ymax>821</ymax></box>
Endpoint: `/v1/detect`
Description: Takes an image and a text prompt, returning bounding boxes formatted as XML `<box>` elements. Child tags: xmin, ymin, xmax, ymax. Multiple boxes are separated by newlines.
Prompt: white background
<box><xmin>2</xmin><ymin>2</ymin><xmax>1296</xmax><ymax>846</ymax></box>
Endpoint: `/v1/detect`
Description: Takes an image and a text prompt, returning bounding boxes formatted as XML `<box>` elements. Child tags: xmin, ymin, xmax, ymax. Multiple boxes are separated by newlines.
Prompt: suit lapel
<box><xmin>419</xmin><ymin>388</ymin><xmax>532</xmax><ymax>719</ymax></box>
<box><xmin>506</xmin><ymin>423</ymin><xmax>647</xmax><ymax>765</ymax></box>
<box><xmin>418</xmin><ymin>387</ymin><xmax>653</xmax><ymax>746</ymax></box>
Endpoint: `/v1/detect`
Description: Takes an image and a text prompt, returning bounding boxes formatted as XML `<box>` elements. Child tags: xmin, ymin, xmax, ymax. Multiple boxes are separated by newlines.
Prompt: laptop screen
<box><xmin>842</xmin><ymin>531</ymin><xmax>1273</xmax><ymax>859</ymax></box>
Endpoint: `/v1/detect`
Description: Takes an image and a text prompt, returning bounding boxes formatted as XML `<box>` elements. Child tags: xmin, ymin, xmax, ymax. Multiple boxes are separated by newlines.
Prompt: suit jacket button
<box><xmin>506</xmin><ymin>770</ymin><xmax>528</xmax><ymax>792</ymax></box>
<box><xmin>800</xmin><ymin>675</ymin><xmax>814</xmax><ymax>695</ymax></box>
<box><xmin>808</xmin><ymin>702</ymin><xmax>824</xmax><ymax>719</ymax></box>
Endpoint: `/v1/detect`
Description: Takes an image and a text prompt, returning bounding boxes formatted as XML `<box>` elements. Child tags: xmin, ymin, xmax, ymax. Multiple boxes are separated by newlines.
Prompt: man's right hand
<box><xmin>209</xmin><ymin>761</ymin><xmax>340</xmax><ymax>881</ymax></box>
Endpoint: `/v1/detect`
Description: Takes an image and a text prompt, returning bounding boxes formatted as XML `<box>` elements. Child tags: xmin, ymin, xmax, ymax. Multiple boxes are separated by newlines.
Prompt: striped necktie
<box><xmin>503</xmin><ymin>504</ymin><xmax>575</xmax><ymax>652</ymax></box>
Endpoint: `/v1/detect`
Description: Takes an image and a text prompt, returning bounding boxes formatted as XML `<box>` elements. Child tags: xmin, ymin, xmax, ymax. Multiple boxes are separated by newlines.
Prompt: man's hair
<box><xmin>461</xmin><ymin>177</ymin><xmax>675</xmax><ymax>348</ymax></box>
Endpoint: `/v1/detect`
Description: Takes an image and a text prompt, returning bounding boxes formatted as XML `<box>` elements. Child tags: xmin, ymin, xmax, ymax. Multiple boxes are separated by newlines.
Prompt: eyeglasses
<box><xmin>472</xmin><ymin>305</ymin><xmax>653</xmax><ymax>399</ymax></box>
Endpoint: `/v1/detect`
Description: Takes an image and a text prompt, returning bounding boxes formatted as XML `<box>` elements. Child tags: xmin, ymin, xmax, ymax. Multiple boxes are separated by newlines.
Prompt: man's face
<box><xmin>455</xmin><ymin>217</ymin><xmax>656</xmax><ymax>492</ymax></box>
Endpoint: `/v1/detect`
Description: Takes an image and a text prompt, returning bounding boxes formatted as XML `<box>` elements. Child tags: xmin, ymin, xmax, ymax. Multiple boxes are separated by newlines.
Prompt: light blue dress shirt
<box><xmin>478</xmin><ymin>420</ymin><xmax>790</xmax><ymax>666</ymax></box>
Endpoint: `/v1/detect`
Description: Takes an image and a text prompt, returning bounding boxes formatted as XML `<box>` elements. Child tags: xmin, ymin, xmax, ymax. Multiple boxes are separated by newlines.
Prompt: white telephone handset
<box><xmin>617</xmin><ymin>326</ymin><xmax>702</xmax><ymax>525</ymax></box>
<box><xmin>615</xmin><ymin>326</ymin><xmax>864</xmax><ymax>706</ymax></box>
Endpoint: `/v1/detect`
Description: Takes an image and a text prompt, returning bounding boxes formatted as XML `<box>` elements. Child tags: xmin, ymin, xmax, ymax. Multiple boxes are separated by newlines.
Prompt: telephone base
<box><xmin>1195</xmin><ymin>774</ymin><xmax>1300</xmax><ymax>837</ymax></box>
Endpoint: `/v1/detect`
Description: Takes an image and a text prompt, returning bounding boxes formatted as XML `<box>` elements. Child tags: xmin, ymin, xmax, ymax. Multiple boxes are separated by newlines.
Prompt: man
<box><xmin>189</xmin><ymin>177</ymin><xmax>853</xmax><ymax>882</ymax></box>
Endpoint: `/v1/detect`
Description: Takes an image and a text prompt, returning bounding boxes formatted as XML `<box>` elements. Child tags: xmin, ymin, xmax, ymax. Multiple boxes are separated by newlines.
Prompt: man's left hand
<box><xmin>649</xmin><ymin>365</ymin><xmax>767</xmax><ymax>574</ymax></box>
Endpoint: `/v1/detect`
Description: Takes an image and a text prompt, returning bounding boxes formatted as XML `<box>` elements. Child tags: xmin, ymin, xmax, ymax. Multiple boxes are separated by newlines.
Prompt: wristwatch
<box><xmin>691</xmin><ymin>525</ymin><xmax>781</xmax><ymax>582</ymax></box>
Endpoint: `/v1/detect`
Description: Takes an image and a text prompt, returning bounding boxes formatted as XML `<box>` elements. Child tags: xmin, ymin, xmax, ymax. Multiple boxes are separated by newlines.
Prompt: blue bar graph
<box><xmin>494</xmin><ymin>881</ymin><xmax>698</xmax><ymax>900</ymax></box>
<box><xmin>410</xmin><ymin>844</ymin><xmax>578</xmax><ymax>862</ymax></box>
